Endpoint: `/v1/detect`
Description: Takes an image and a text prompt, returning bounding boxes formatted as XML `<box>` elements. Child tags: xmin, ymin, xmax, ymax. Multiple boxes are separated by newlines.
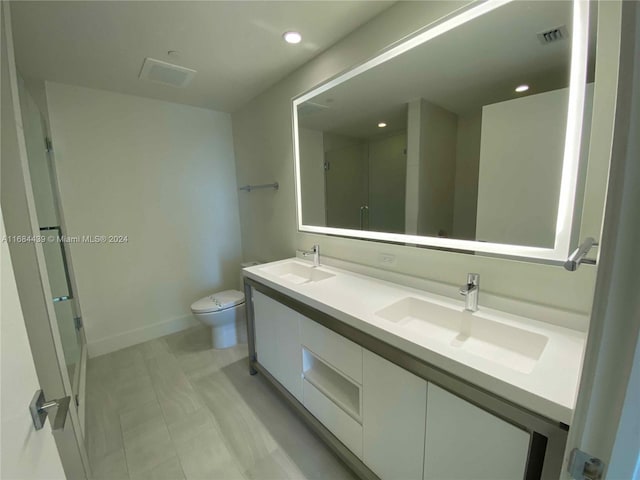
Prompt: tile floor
<box><xmin>86</xmin><ymin>325</ymin><xmax>357</xmax><ymax>480</ymax></box>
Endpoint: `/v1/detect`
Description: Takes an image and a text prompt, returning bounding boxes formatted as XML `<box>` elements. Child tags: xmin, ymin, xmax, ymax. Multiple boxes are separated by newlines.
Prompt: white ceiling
<box><xmin>10</xmin><ymin>1</ymin><xmax>394</xmax><ymax>113</ymax></box>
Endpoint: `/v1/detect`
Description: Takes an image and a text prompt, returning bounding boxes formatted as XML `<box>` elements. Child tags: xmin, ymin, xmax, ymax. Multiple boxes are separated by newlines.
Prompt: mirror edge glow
<box><xmin>292</xmin><ymin>0</ymin><xmax>590</xmax><ymax>263</ymax></box>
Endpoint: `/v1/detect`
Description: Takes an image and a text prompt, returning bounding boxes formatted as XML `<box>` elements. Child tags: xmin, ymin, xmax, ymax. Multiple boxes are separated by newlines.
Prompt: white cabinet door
<box><xmin>252</xmin><ymin>290</ymin><xmax>302</xmax><ymax>400</ymax></box>
<box><xmin>424</xmin><ymin>383</ymin><xmax>529</xmax><ymax>480</ymax></box>
<box><xmin>253</xmin><ymin>290</ymin><xmax>279</xmax><ymax>375</ymax></box>
<box><xmin>363</xmin><ymin>350</ymin><xmax>427</xmax><ymax>480</ymax></box>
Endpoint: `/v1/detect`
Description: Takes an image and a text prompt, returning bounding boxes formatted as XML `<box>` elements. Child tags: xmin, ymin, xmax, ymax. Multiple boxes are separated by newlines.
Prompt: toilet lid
<box><xmin>191</xmin><ymin>289</ymin><xmax>245</xmax><ymax>314</ymax></box>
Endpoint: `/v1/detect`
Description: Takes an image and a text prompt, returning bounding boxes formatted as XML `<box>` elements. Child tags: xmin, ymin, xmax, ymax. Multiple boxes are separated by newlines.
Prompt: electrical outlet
<box><xmin>379</xmin><ymin>253</ymin><xmax>396</xmax><ymax>265</ymax></box>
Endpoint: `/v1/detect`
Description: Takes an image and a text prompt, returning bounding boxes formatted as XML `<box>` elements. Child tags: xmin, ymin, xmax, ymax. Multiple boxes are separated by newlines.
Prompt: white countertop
<box><xmin>244</xmin><ymin>258</ymin><xmax>586</xmax><ymax>425</ymax></box>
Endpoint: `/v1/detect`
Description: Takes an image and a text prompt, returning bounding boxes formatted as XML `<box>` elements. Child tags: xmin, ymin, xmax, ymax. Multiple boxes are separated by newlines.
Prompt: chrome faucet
<box><xmin>299</xmin><ymin>244</ymin><xmax>320</xmax><ymax>267</ymax></box>
<box><xmin>459</xmin><ymin>273</ymin><xmax>480</xmax><ymax>312</ymax></box>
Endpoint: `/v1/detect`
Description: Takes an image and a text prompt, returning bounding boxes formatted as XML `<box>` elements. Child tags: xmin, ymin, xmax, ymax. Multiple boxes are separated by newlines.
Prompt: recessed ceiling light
<box><xmin>283</xmin><ymin>31</ymin><xmax>302</xmax><ymax>44</ymax></box>
<box><xmin>378</xmin><ymin>122</ymin><xmax>387</xmax><ymax>128</ymax></box>
<box><xmin>515</xmin><ymin>84</ymin><xmax>530</xmax><ymax>93</ymax></box>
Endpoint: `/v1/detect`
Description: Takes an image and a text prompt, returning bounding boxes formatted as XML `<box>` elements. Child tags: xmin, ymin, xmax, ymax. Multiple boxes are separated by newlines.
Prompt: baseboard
<box><xmin>87</xmin><ymin>314</ymin><xmax>199</xmax><ymax>358</ymax></box>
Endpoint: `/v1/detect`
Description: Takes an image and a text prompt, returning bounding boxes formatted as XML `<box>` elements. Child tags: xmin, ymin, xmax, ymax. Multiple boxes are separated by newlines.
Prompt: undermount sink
<box><xmin>261</xmin><ymin>261</ymin><xmax>335</xmax><ymax>285</ymax></box>
<box><xmin>375</xmin><ymin>297</ymin><xmax>548</xmax><ymax>374</ymax></box>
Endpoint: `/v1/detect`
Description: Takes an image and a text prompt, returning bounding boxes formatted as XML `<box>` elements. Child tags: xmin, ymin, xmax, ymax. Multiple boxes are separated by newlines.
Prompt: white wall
<box><xmin>46</xmin><ymin>82</ymin><xmax>243</xmax><ymax>356</ymax></box>
<box><xmin>231</xmin><ymin>0</ymin><xmax>599</xmax><ymax>321</ymax></box>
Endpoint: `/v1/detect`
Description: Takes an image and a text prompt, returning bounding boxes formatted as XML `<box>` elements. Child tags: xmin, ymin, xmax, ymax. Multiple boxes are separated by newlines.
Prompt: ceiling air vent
<box><xmin>537</xmin><ymin>25</ymin><xmax>569</xmax><ymax>45</ymax></box>
<box><xmin>138</xmin><ymin>58</ymin><xmax>197</xmax><ymax>88</ymax></box>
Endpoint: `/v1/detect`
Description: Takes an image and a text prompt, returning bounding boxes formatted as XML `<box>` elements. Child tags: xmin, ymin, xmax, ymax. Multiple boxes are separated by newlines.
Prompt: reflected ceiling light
<box><xmin>283</xmin><ymin>31</ymin><xmax>302</xmax><ymax>44</ymax></box>
<box><xmin>515</xmin><ymin>84</ymin><xmax>530</xmax><ymax>93</ymax></box>
<box><xmin>378</xmin><ymin>122</ymin><xmax>387</xmax><ymax>128</ymax></box>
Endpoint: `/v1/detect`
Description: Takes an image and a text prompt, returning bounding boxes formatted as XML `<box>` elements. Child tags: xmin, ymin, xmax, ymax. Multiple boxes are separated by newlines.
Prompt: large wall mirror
<box><xmin>293</xmin><ymin>0</ymin><xmax>598</xmax><ymax>263</ymax></box>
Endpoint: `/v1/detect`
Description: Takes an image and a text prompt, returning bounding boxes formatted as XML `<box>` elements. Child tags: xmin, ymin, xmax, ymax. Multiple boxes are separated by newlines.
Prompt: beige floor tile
<box><xmin>87</xmin><ymin>326</ymin><xmax>354</xmax><ymax>480</ymax></box>
<box><xmin>120</xmin><ymin>400</ymin><xmax>165</xmax><ymax>434</ymax></box>
<box><xmin>136</xmin><ymin>338</ymin><xmax>172</xmax><ymax>360</ymax></box>
<box><xmin>167</xmin><ymin>408</ymin><xmax>216</xmax><ymax>445</ymax></box>
<box><xmin>89</xmin><ymin>447</ymin><xmax>129</xmax><ymax>480</ymax></box>
<box><xmin>172</xmin><ymin>424</ymin><xmax>227</xmax><ymax>458</ymax></box>
<box><xmin>123</xmin><ymin>416</ymin><xmax>171</xmax><ymax>450</ymax></box>
<box><xmin>195</xmin><ymin>373</ymin><xmax>278</xmax><ymax>468</ymax></box>
<box><xmin>219</xmin><ymin>360</ymin><xmax>357</xmax><ymax>480</ymax></box>
<box><xmin>182</xmin><ymin>456</ymin><xmax>246</xmax><ymax>480</ymax></box>
<box><xmin>87</xmin><ymin>352</ymin><xmax>117</xmax><ymax>380</ymax></box>
<box><xmin>86</xmin><ymin>396</ymin><xmax>124</xmax><ymax>463</ymax></box>
<box><xmin>211</xmin><ymin>344</ymin><xmax>250</xmax><ymax>371</ymax></box>
<box><xmin>112</xmin><ymin>375</ymin><xmax>158</xmax><ymax>412</ymax></box>
<box><xmin>123</xmin><ymin>421</ymin><xmax>175</xmax><ymax>475</ymax></box>
<box><xmin>147</xmin><ymin>354</ymin><xmax>204</xmax><ymax>424</ymax></box>
<box><xmin>110</xmin><ymin>345</ymin><xmax>147</xmax><ymax>368</ymax></box>
<box><xmin>122</xmin><ymin>414</ymin><xmax>172</xmax><ymax>468</ymax></box>
<box><xmin>165</xmin><ymin>326</ymin><xmax>212</xmax><ymax>356</ymax></box>
<box><xmin>128</xmin><ymin>455</ymin><xmax>185</xmax><ymax>480</ymax></box>
<box><xmin>104</xmin><ymin>361</ymin><xmax>150</xmax><ymax>386</ymax></box>
<box><xmin>174</xmin><ymin>428</ymin><xmax>245</xmax><ymax>480</ymax></box>
<box><xmin>243</xmin><ymin>448</ymin><xmax>307</xmax><ymax>480</ymax></box>
<box><xmin>157</xmin><ymin>388</ymin><xmax>203</xmax><ymax>425</ymax></box>
<box><xmin>176</xmin><ymin>350</ymin><xmax>221</xmax><ymax>382</ymax></box>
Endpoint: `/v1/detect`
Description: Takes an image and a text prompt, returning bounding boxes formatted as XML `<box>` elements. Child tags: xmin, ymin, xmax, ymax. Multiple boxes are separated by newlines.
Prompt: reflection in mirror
<box><xmin>297</xmin><ymin>0</ymin><xmax>597</xmax><ymax>251</ymax></box>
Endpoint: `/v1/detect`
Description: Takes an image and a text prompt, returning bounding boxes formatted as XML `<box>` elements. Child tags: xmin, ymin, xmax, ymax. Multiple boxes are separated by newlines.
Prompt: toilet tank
<box><xmin>240</xmin><ymin>261</ymin><xmax>260</xmax><ymax>290</ymax></box>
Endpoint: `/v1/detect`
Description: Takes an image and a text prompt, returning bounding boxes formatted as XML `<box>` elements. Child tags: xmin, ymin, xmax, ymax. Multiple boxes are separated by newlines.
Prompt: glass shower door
<box><xmin>41</xmin><ymin>226</ymin><xmax>83</xmax><ymax>380</ymax></box>
<box><xmin>18</xmin><ymin>79</ymin><xmax>85</xmax><ymax>402</ymax></box>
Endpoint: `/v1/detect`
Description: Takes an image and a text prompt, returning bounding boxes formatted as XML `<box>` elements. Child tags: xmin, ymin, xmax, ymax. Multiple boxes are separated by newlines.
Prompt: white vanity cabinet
<box><xmin>247</xmin><ymin>280</ymin><xmax>556</xmax><ymax>480</ymax></box>
<box><xmin>361</xmin><ymin>350</ymin><xmax>530</xmax><ymax>480</ymax></box>
<box><xmin>362</xmin><ymin>351</ymin><xmax>427</xmax><ymax>480</ymax></box>
<box><xmin>423</xmin><ymin>383</ymin><xmax>530</xmax><ymax>480</ymax></box>
<box><xmin>252</xmin><ymin>290</ymin><xmax>303</xmax><ymax>401</ymax></box>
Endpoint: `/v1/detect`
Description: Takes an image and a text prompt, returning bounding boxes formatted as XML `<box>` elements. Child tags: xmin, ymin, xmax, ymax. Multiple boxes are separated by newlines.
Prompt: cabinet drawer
<box><xmin>300</xmin><ymin>316</ymin><xmax>362</xmax><ymax>384</ymax></box>
<box><xmin>303</xmin><ymin>379</ymin><xmax>363</xmax><ymax>459</ymax></box>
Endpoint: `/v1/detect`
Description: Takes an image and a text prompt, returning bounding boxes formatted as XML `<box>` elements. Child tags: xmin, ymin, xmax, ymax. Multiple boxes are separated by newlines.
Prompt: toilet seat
<box><xmin>190</xmin><ymin>289</ymin><xmax>244</xmax><ymax>314</ymax></box>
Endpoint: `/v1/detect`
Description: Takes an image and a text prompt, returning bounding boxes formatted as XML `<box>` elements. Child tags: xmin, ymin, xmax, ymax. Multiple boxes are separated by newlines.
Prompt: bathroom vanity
<box><xmin>245</xmin><ymin>1</ymin><xmax>599</xmax><ymax>477</ymax></box>
<box><xmin>243</xmin><ymin>259</ymin><xmax>586</xmax><ymax>480</ymax></box>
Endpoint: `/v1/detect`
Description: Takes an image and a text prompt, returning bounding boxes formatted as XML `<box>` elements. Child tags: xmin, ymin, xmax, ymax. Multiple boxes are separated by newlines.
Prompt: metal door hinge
<box><xmin>323</xmin><ymin>161</ymin><xmax>330</xmax><ymax>171</ymax></box>
<box><xmin>29</xmin><ymin>389</ymin><xmax>71</xmax><ymax>431</ymax></box>
<box><xmin>45</xmin><ymin>137</ymin><xmax>53</xmax><ymax>152</ymax></box>
<box><xmin>74</xmin><ymin>316</ymin><xmax>83</xmax><ymax>330</ymax></box>
<box><xmin>75</xmin><ymin>394</ymin><xmax>79</xmax><ymax>407</ymax></box>
<box><xmin>568</xmin><ymin>448</ymin><xmax>605</xmax><ymax>480</ymax></box>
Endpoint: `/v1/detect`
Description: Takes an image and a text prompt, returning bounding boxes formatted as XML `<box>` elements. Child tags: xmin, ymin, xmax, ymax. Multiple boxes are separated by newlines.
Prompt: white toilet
<box><xmin>190</xmin><ymin>261</ymin><xmax>258</xmax><ymax>349</ymax></box>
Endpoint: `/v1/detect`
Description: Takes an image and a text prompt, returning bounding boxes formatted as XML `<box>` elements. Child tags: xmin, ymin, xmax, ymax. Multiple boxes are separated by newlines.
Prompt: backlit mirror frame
<box><xmin>292</xmin><ymin>0</ymin><xmax>590</xmax><ymax>263</ymax></box>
